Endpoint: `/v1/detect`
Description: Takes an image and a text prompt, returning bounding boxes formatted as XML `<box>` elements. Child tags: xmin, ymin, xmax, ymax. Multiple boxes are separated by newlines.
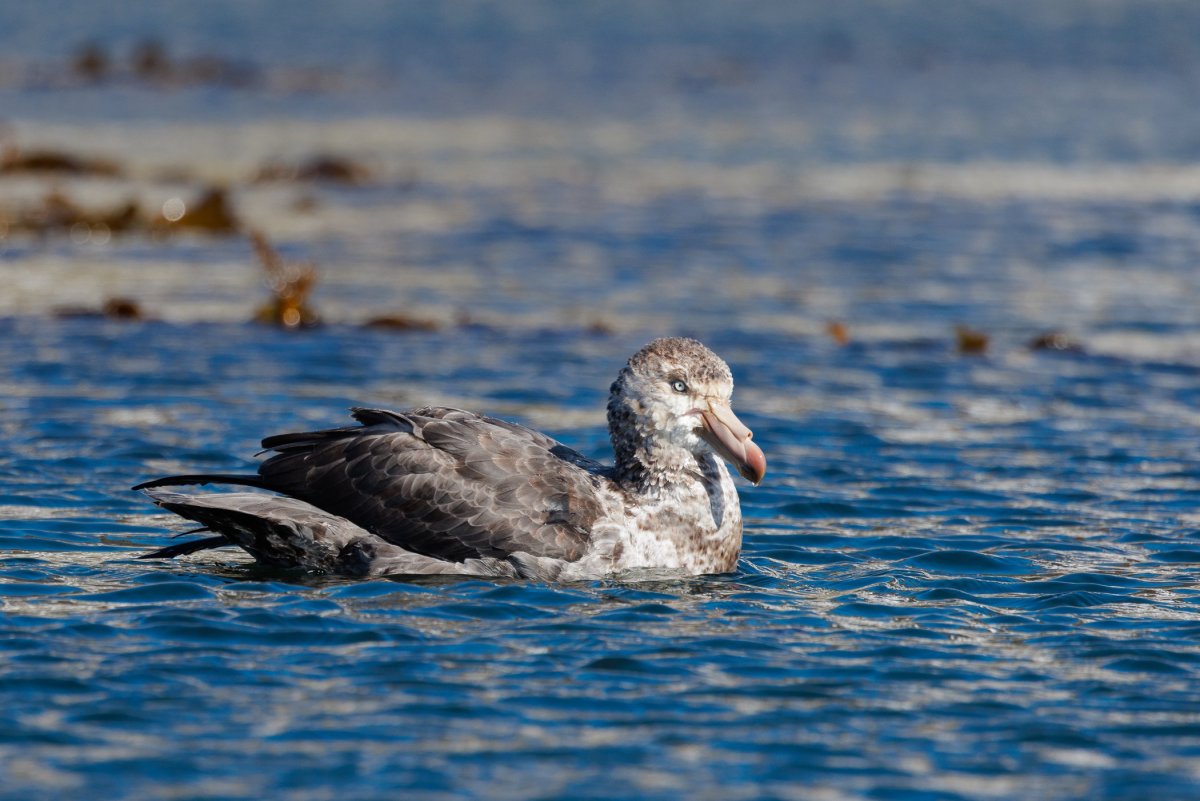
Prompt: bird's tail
<box><xmin>138</xmin><ymin>489</ymin><xmax>375</xmax><ymax>573</ymax></box>
<box><xmin>132</xmin><ymin>474</ymin><xmax>267</xmax><ymax>492</ymax></box>
<box><xmin>140</xmin><ymin>534</ymin><xmax>231</xmax><ymax>559</ymax></box>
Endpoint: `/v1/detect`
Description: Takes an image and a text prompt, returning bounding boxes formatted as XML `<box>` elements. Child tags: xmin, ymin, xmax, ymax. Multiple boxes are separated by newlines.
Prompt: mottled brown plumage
<box><xmin>254</xmin><ymin>407</ymin><xmax>605</xmax><ymax>562</ymax></box>
<box><xmin>136</xmin><ymin>338</ymin><xmax>766</xmax><ymax>579</ymax></box>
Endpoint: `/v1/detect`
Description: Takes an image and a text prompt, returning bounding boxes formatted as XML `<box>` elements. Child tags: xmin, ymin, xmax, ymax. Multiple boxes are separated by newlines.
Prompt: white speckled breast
<box><xmin>611</xmin><ymin>455</ymin><xmax>743</xmax><ymax>575</ymax></box>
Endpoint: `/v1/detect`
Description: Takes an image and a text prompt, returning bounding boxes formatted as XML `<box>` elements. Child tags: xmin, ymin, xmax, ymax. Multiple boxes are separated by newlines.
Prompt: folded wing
<box><xmin>250</xmin><ymin>407</ymin><xmax>607</xmax><ymax>563</ymax></box>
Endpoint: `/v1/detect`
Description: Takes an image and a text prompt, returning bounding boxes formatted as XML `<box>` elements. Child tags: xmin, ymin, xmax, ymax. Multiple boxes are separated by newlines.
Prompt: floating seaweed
<box><xmin>250</xmin><ymin>231</ymin><xmax>320</xmax><ymax>329</ymax></box>
<box><xmin>102</xmin><ymin>297</ymin><xmax>144</xmax><ymax>319</ymax></box>
<box><xmin>826</xmin><ymin>320</ymin><xmax>850</xmax><ymax>346</ymax></box>
<box><xmin>584</xmin><ymin>318</ymin><xmax>616</xmax><ymax>336</ymax></box>
<box><xmin>70</xmin><ymin>43</ymin><xmax>109</xmax><ymax>82</ymax></box>
<box><xmin>20</xmin><ymin>38</ymin><xmax>347</xmax><ymax>95</ymax></box>
<box><xmin>130</xmin><ymin>40</ymin><xmax>257</xmax><ymax>88</ymax></box>
<box><xmin>131</xmin><ymin>40</ymin><xmax>170</xmax><ymax>81</ymax></box>
<box><xmin>54</xmin><ymin>297</ymin><xmax>145</xmax><ymax>321</ymax></box>
<box><xmin>44</xmin><ymin>39</ymin><xmax>259</xmax><ymax>90</ymax></box>
<box><xmin>1029</xmin><ymin>331</ymin><xmax>1084</xmax><ymax>353</ymax></box>
<box><xmin>95</xmin><ymin>203</ymin><xmax>136</xmax><ymax>235</ymax></box>
<box><xmin>0</xmin><ymin>145</ymin><xmax>122</xmax><ymax>177</ymax></box>
<box><xmin>253</xmin><ymin>155</ymin><xmax>373</xmax><ymax>185</ymax></box>
<box><xmin>155</xmin><ymin>187</ymin><xmax>240</xmax><ymax>234</ymax></box>
<box><xmin>955</xmin><ymin>325</ymin><xmax>989</xmax><ymax>355</ymax></box>
<box><xmin>5</xmin><ymin>190</ymin><xmax>140</xmax><ymax>237</ymax></box>
<box><xmin>25</xmin><ymin>190</ymin><xmax>83</xmax><ymax>231</ymax></box>
<box><xmin>364</xmin><ymin>314</ymin><xmax>440</xmax><ymax>332</ymax></box>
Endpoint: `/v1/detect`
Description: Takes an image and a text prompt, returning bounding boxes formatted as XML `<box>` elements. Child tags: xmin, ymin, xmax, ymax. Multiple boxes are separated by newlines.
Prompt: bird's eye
<box><xmin>670</xmin><ymin>379</ymin><xmax>688</xmax><ymax>393</ymax></box>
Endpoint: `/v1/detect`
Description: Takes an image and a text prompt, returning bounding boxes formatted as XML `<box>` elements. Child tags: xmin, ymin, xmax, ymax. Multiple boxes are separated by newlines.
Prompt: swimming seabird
<box><xmin>135</xmin><ymin>337</ymin><xmax>766</xmax><ymax>580</ymax></box>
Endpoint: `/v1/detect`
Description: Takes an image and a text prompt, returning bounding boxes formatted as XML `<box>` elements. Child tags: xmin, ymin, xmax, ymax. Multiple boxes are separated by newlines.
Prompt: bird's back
<box><xmin>254</xmin><ymin>407</ymin><xmax>611</xmax><ymax>563</ymax></box>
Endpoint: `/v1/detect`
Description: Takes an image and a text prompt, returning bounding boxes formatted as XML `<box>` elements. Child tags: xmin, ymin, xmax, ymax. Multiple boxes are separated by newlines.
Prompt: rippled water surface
<box><xmin>4</xmin><ymin>2</ymin><xmax>1200</xmax><ymax>800</ymax></box>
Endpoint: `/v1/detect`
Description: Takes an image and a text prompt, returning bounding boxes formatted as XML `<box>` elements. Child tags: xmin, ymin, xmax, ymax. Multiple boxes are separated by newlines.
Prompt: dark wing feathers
<box><xmin>133</xmin><ymin>473</ymin><xmax>267</xmax><ymax>492</ymax></box>
<box><xmin>141</xmin><ymin>490</ymin><xmax>378</xmax><ymax>573</ymax></box>
<box><xmin>140</xmin><ymin>534</ymin><xmax>231</xmax><ymax>559</ymax></box>
<box><xmin>256</xmin><ymin>406</ymin><xmax>406</xmax><ymax>450</ymax></box>
<box><xmin>253</xmin><ymin>407</ymin><xmax>606</xmax><ymax>563</ymax></box>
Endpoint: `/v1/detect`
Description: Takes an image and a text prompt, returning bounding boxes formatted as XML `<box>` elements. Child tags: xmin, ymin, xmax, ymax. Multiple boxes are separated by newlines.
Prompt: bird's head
<box><xmin>608</xmin><ymin>337</ymin><xmax>766</xmax><ymax>487</ymax></box>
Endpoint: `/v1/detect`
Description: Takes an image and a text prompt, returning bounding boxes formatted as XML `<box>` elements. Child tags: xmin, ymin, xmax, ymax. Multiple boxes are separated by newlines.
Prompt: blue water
<box><xmin>4</xmin><ymin>2</ymin><xmax>1200</xmax><ymax>800</ymax></box>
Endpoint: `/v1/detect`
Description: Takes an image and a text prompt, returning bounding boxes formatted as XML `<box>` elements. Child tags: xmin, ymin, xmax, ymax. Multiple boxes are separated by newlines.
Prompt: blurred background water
<box><xmin>2</xmin><ymin>2</ymin><xmax>1200</xmax><ymax>799</ymax></box>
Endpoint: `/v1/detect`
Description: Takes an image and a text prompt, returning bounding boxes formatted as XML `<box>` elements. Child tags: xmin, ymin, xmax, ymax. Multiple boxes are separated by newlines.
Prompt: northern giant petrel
<box><xmin>136</xmin><ymin>337</ymin><xmax>766</xmax><ymax>580</ymax></box>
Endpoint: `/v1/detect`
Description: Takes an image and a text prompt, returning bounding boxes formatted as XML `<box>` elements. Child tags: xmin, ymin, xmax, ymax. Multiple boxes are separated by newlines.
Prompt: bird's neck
<box><xmin>608</xmin><ymin>392</ymin><xmax>701</xmax><ymax>496</ymax></box>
